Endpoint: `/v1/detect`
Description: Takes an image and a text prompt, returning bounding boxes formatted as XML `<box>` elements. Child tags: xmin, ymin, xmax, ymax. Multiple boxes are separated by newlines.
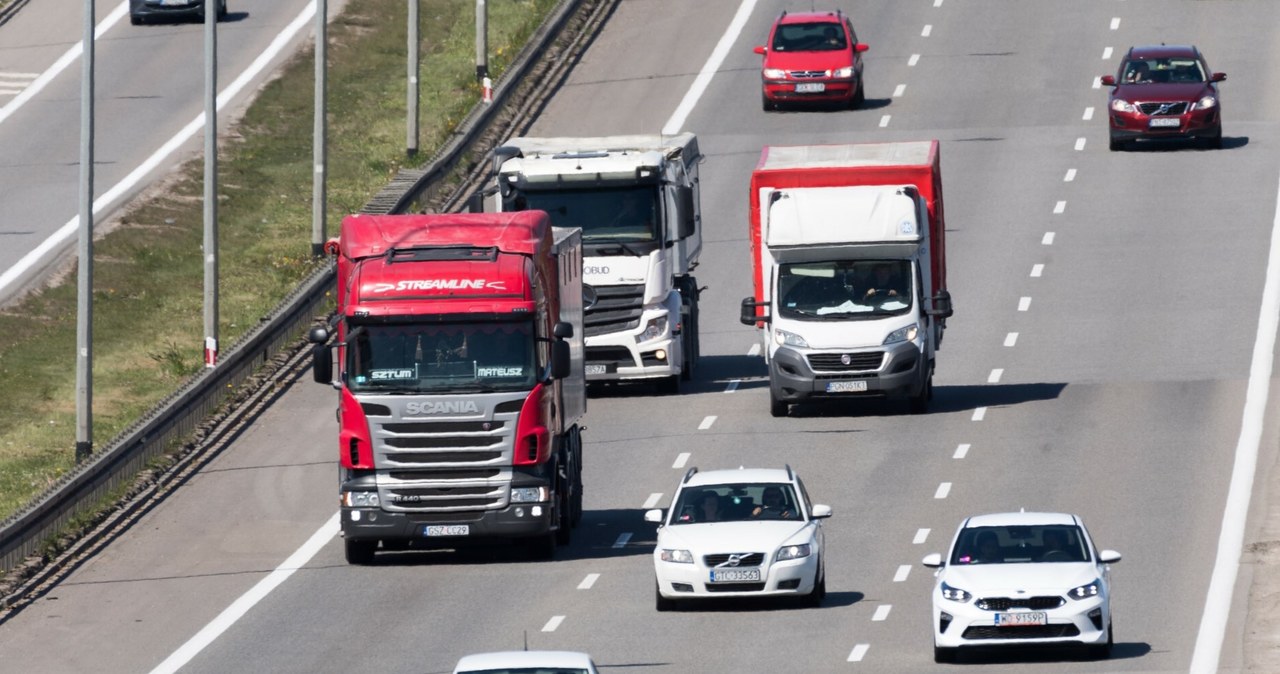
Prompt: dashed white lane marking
<box><xmin>1004</xmin><ymin>332</ymin><xmax>1019</xmax><ymax>347</ymax></box>
<box><xmin>893</xmin><ymin>83</ymin><xmax>906</xmax><ymax>97</ymax></box>
<box><xmin>921</xmin><ymin>24</ymin><xmax>932</xmax><ymax>37</ymax></box>
<box><xmin>1102</xmin><ymin>46</ymin><xmax>1113</xmax><ymax>60</ymax></box>
<box><xmin>613</xmin><ymin>533</ymin><xmax>632</xmax><ymax>549</ymax></box>
<box><xmin>935</xmin><ymin>482</ymin><xmax>951</xmax><ymax>499</ymax></box>
<box><xmin>1082</xmin><ymin>107</ymin><xmax>1094</xmax><ymax>121</ymax></box>
<box><xmin>662</xmin><ymin>0</ymin><xmax>758</xmax><ymax>135</ymax></box>
<box><xmin>578</xmin><ymin>573</ymin><xmax>600</xmax><ymax>590</ymax></box>
<box><xmin>954</xmin><ymin>443</ymin><xmax>970</xmax><ymax>459</ymax></box>
<box><xmin>1075</xmin><ymin>137</ymin><xmax>1087</xmax><ymax>151</ymax></box>
<box><xmin>1110</xmin><ymin>17</ymin><xmax>1121</xmax><ymax>30</ymax></box>
<box><xmin>748</xmin><ymin>343</ymin><xmax>760</xmax><ymax>356</ymax></box>
<box><xmin>1043</xmin><ymin>232</ymin><xmax>1055</xmax><ymax>245</ymax></box>
<box><xmin>1054</xmin><ymin>200</ymin><xmax>1066</xmax><ymax>214</ymax></box>
<box><xmin>988</xmin><ymin>368</ymin><xmax>1003</xmax><ymax>384</ymax></box>
<box><xmin>673</xmin><ymin>452</ymin><xmax>690</xmax><ymax>469</ymax></box>
<box><xmin>908</xmin><ymin>54</ymin><xmax>920</xmax><ymax>66</ymax></box>
<box><xmin>1018</xmin><ymin>297</ymin><xmax>1032</xmax><ymax>312</ymax></box>
<box><xmin>698</xmin><ymin>415</ymin><xmax>717</xmax><ymax>430</ymax></box>
<box><xmin>724</xmin><ymin>380</ymin><xmax>740</xmax><ymax>393</ymax></box>
<box><xmin>894</xmin><ymin>565</ymin><xmax>911</xmax><ymax>582</ymax></box>
<box><xmin>914</xmin><ymin>528</ymin><xmax>930</xmax><ymax>544</ymax></box>
<box><xmin>1092</xmin><ymin>76</ymin><xmax>1101</xmax><ymax>89</ymax></box>
<box><xmin>879</xmin><ymin>115</ymin><xmax>891</xmax><ymax>128</ymax></box>
<box><xmin>873</xmin><ymin>605</ymin><xmax>892</xmax><ymax>621</ymax></box>
<box><xmin>1031</xmin><ymin>264</ymin><xmax>1044</xmax><ymax>277</ymax></box>
<box><xmin>1064</xmin><ymin>168</ymin><xmax>1077</xmax><ymax>182</ymax></box>
<box><xmin>848</xmin><ymin>644</ymin><xmax>870</xmax><ymax>662</ymax></box>
<box><xmin>542</xmin><ymin>615</ymin><xmax>565</xmax><ymax>632</ymax></box>
<box><xmin>934</xmin><ymin>0</ymin><xmax>943</xmax><ymax>7</ymax></box>
<box><xmin>643</xmin><ymin>493</ymin><xmax>662</xmax><ymax>509</ymax></box>
<box><xmin>972</xmin><ymin>407</ymin><xmax>987</xmax><ymax>421</ymax></box>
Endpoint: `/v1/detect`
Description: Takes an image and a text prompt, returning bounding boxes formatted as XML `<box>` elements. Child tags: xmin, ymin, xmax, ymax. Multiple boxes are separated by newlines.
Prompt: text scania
<box><xmin>371</xmin><ymin>279</ymin><xmax>506</xmax><ymax>293</ymax></box>
<box><xmin>405</xmin><ymin>401</ymin><xmax>480</xmax><ymax>415</ymax></box>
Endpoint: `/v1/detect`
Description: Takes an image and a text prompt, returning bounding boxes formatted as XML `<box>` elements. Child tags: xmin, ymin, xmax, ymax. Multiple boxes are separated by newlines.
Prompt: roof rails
<box><xmin>682</xmin><ymin>467</ymin><xmax>699</xmax><ymax>484</ymax></box>
<box><xmin>785</xmin><ymin>464</ymin><xmax>793</xmax><ymax>480</ymax></box>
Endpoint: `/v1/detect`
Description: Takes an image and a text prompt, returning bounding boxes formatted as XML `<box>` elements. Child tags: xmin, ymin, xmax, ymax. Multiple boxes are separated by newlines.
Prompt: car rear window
<box><xmin>772</xmin><ymin>22</ymin><xmax>847</xmax><ymax>52</ymax></box>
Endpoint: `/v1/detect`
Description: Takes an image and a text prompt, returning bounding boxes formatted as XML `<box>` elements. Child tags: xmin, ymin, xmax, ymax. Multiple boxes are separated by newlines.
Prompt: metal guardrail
<box><xmin>0</xmin><ymin>0</ymin><xmax>589</xmax><ymax>577</ymax></box>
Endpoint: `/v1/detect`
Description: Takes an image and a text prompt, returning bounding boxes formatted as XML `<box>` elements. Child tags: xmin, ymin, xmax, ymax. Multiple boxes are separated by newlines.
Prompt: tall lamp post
<box><xmin>75</xmin><ymin>0</ymin><xmax>95</xmax><ymax>462</ymax></box>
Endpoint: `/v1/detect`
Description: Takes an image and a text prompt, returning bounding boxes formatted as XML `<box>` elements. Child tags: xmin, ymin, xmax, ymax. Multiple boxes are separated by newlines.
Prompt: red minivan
<box><xmin>754</xmin><ymin>11</ymin><xmax>868</xmax><ymax>111</ymax></box>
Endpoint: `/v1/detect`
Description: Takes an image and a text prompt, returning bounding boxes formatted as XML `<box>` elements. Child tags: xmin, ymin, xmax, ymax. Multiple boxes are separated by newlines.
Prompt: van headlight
<box><xmin>774</xmin><ymin>329</ymin><xmax>809</xmax><ymax>348</ymax></box>
<box><xmin>510</xmin><ymin>486</ymin><xmax>548</xmax><ymax>503</ymax></box>
<box><xmin>342</xmin><ymin>491</ymin><xmax>380</xmax><ymax>508</ymax></box>
<box><xmin>883</xmin><ymin>324</ymin><xmax>919</xmax><ymax>345</ymax></box>
<box><xmin>640</xmin><ymin>315</ymin><xmax>668</xmax><ymax>342</ymax></box>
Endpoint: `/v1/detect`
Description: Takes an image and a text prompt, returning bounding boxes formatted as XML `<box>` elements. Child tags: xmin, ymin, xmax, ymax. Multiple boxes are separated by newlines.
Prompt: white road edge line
<box><xmin>662</xmin><ymin>0</ymin><xmax>758</xmax><ymax>134</ymax></box>
<box><xmin>578</xmin><ymin>573</ymin><xmax>600</xmax><ymax>590</ymax></box>
<box><xmin>1190</xmin><ymin>170</ymin><xmax>1280</xmax><ymax>673</ymax></box>
<box><xmin>542</xmin><ymin>615</ymin><xmax>565</xmax><ymax>632</ymax></box>
<box><xmin>149</xmin><ymin>513</ymin><xmax>339</xmax><ymax>674</ymax></box>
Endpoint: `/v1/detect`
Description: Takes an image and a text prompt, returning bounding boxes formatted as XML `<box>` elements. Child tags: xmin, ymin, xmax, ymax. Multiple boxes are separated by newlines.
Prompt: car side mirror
<box><xmin>740</xmin><ymin>297</ymin><xmax>769</xmax><ymax>325</ymax></box>
<box><xmin>1100</xmin><ymin>75</ymin><xmax>1117</xmax><ymax>86</ymax></box>
<box><xmin>1211</xmin><ymin>72</ymin><xmax>1227</xmax><ymax>82</ymax></box>
<box><xmin>921</xmin><ymin>553</ymin><xmax>943</xmax><ymax>568</ymax></box>
<box><xmin>1099</xmin><ymin>549</ymin><xmax>1122</xmax><ymax>564</ymax></box>
<box><xmin>854</xmin><ymin>43</ymin><xmax>869</xmax><ymax>53</ymax></box>
<box><xmin>810</xmin><ymin>504</ymin><xmax>833</xmax><ymax>519</ymax></box>
<box><xmin>753</xmin><ymin>45</ymin><xmax>766</xmax><ymax>55</ymax></box>
<box><xmin>644</xmin><ymin>509</ymin><xmax>664</xmax><ymax>524</ymax></box>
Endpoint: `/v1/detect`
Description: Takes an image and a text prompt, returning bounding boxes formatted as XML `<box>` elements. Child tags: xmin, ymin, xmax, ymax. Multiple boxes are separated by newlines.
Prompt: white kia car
<box><xmin>644</xmin><ymin>466</ymin><xmax>831</xmax><ymax>611</ymax></box>
<box><xmin>452</xmin><ymin>650</ymin><xmax>599</xmax><ymax>674</ymax></box>
<box><xmin>922</xmin><ymin>512</ymin><xmax>1121</xmax><ymax>663</ymax></box>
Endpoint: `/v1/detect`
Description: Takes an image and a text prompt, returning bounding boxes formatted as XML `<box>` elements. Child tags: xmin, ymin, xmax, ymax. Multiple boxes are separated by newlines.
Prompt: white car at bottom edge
<box><xmin>645</xmin><ymin>465</ymin><xmax>831</xmax><ymax>611</ymax></box>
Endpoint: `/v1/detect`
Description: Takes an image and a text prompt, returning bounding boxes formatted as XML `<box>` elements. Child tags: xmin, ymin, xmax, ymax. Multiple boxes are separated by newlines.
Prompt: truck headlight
<box><xmin>883</xmin><ymin>324</ymin><xmax>919</xmax><ymax>345</ymax></box>
<box><xmin>510</xmin><ymin>486</ymin><xmax>548</xmax><ymax>503</ymax></box>
<box><xmin>775</xmin><ymin>544</ymin><xmax>811</xmax><ymax>561</ymax></box>
<box><xmin>1197</xmin><ymin>95</ymin><xmax>1217</xmax><ymax>110</ymax></box>
<box><xmin>341</xmin><ymin>491</ymin><xmax>380</xmax><ymax>508</ymax></box>
<box><xmin>660</xmin><ymin>549</ymin><xmax>694</xmax><ymax>563</ymax></box>
<box><xmin>833</xmin><ymin>66</ymin><xmax>854</xmax><ymax>78</ymax></box>
<box><xmin>639</xmin><ymin>315</ymin><xmax>668</xmax><ymax>342</ymax></box>
<box><xmin>762</xmin><ymin>68</ymin><xmax>786</xmax><ymax>79</ymax></box>
<box><xmin>774</xmin><ymin>329</ymin><xmax>809</xmax><ymax>348</ymax></box>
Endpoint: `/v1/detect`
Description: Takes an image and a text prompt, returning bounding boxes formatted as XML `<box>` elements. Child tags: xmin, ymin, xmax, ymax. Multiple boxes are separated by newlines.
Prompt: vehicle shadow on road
<box><xmin>784</xmin><ymin>382</ymin><xmax>1068</xmax><ymax>418</ymax></box>
<box><xmin>667</xmin><ymin>590</ymin><xmax>863</xmax><ymax>612</ymax></box>
<box><xmin>1121</xmin><ymin>135</ymin><xmax>1248</xmax><ymax>151</ymax></box>
<box><xmin>954</xmin><ymin>640</ymin><xmax>1151</xmax><ymax>664</ymax></box>
<box><xmin>586</xmin><ymin>354</ymin><xmax>768</xmax><ymax>397</ymax></box>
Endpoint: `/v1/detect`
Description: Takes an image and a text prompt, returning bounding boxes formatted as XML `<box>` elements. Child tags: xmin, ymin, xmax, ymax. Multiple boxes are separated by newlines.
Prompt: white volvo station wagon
<box><xmin>645</xmin><ymin>466</ymin><xmax>831</xmax><ymax>611</ymax></box>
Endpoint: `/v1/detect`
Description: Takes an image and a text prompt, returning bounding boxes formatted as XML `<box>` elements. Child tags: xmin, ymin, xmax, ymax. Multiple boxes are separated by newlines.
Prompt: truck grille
<box><xmin>584</xmin><ymin>284</ymin><xmax>644</xmax><ymax>337</ymax></box>
<box><xmin>704</xmin><ymin>553</ymin><xmax>765</xmax><ymax>567</ymax></box>
<box><xmin>807</xmin><ymin>352</ymin><xmax>885</xmax><ymax>371</ymax></box>
<box><xmin>976</xmin><ymin>596</ymin><xmax>1066</xmax><ymax>611</ymax></box>
<box><xmin>1137</xmin><ymin>101</ymin><xmax>1188</xmax><ymax>115</ymax></box>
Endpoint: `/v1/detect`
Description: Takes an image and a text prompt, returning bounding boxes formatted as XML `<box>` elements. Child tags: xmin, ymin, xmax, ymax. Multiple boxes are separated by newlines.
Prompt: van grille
<box><xmin>807</xmin><ymin>352</ymin><xmax>885</xmax><ymax>371</ymax></box>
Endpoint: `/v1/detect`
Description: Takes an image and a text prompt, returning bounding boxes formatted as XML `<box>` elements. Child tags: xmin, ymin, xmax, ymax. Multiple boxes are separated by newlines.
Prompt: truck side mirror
<box><xmin>465</xmin><ymin>192</ymin><xmax>484</xmax><ymax>213</ymax></box>
<box><xmin>553</xmin><ymin>321</ymin><xmax>574</xmax><ymax>339</ymax></box>
<box><xmin>675</xmin><ymin>185</ymin><xmax>696</xmax><ymax>240</ymax></box>
<box><xmin>311</xmin><ymin>344</ymin><xmax>332</xmax><ymax>384</ymax></box>
<box><xmin>929</xmin><ymin>290</ymin><xmax>954</xmax><ymax>318</ymax></box>
<box><xmin>740</xmin><ymin>297</ymin><xmax>769</xmax><ymax>325</ymax></box>
<box><xmin>550</xmin><ymin>339</ymin><xmax>571</xmax><ymax>380</ymax></box>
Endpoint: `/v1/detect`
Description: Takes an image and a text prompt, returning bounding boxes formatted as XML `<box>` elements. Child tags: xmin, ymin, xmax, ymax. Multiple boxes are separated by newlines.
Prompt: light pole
<box><xmin>202</xmin><ymin>0</ymin><xmax>219</xmax><ymax>368</ymax></box>
<box><xmin>312</xmin><ymin>0</ymin><xmax>328</xmax><ymax>257</ymax></box>
<box><xmin>75</xmin><ymin>0</ymin><xmax>95</xmax><ymax>462</ymax></box>
<box><xmin>406</xmin><ymin>0</ymin><xmax>419</xmax><ymax>156</ymax></box>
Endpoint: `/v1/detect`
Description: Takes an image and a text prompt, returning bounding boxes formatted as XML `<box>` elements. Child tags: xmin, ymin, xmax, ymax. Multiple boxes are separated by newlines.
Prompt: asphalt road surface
<box><xmin>3</xmin><ymin>1</ymin><xmax>1280</xmax><ymax>672</ymax></box>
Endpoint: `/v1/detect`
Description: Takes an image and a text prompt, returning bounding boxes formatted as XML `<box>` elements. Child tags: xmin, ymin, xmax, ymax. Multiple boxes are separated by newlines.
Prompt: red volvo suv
<box><xmin>1102</xmin><ymin>45</ymin><xmax>1225</xmax><ymax>150</ymax></box>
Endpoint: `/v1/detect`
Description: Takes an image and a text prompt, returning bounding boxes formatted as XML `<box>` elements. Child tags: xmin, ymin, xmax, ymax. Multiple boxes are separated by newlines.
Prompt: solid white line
<box><xmin>1190</xmin><ymin>170</ymin><xmax>1280</xmax><ymax>673</ymax></box>
<box><xmin>541</xmin><ymin>615</ymin><xmax>565</xmax><ymax>632</ymax></box>
<box><xmin>879</xmin><ymin>115</ymin><xmax>891</xmax><ymax>128</ymax></box>
<box><xmin>914</xmin><ymin>528</ymin><xmax>930</xmax><ymax>544</ymax></box>
<box><xmin>921</xmin><ymin>25</ymin><xmax>933</xmax><ymax>37</ymax></box>
<box><xmin>1018</xmin><ymin>297</ymin><xmax>1031</xmax><ymax>311</ymax></box>
<box><xmin>612</xmin><ymin>532</ymin><xmax>632</xmax><ymax>549</ymax></box>
<box><xmin>988</xmin><ymin>368</ymin><xmax>1003</xmax><ymax>384</ymax></box>
<box><xmin>1004</xmin><ymin>332</ymin><xmax>1019</xmax><ymax>347</ymax></box>
<box><xmin>847</xmin><ymin>644</ymin><xmax>870</xmax><ymax>662</ymax></box>
<box><xmin>872</xmin><ymin>604</ymin><xmax>892</xmax><ymax>621</ymax></box>
<box><xmin>953</xmin><ymin>443</ymin><xmax>970</xmax><ymax>459</ymax></box>
<box><xmin>1031</xmin><ymin>264</ymin><xmax>1044</xmax><ymax>277</ymax></box>
<box><xmin>149</xmin><ymin>513</ymin><xmax>339</xmax><ymax>674</ymax></box>
<box><xmin>673</xmin><ymin>452</ymin><xmax>690</xmax><ymax>469</ymax></box>
<box><xmin>1054</xmin><ymin>200</ymin><xmax>1066</xmax><ymax>214</ymax></box>
<box><xmin>1102</xmin><ymin>46</ymin><xmax>1113</xmax><ymax>60</ymax></box>
<box><xmin>893</xmin><ymin>83</ymin><xmax>906</xmax><ymax>97</ymax></box>
<box><xmin>1082</xmin><ymin>107</ymin><xmax>1094</xmax><ymax>121</ymax></box>
<box><xmin>1092</xmin><ymin>76</ymin><xmax>1102</xmax><ymax>90</ymax></box>
<box><xmin>663</xmin><ymin>0</ymin><xmax>757</xmax><ymax>134</ymax></box>
<box><xmin>1110</xmin><ymin>17</ymin><xmax>1121</xmax><ymax>30</ymax></box>
<box><xmin>724</xmin><ymin>380</ymin><xmax>740</xmax><ymax>393</ymax></box>
<box><xmin>935</xmin><ymin>483</ymin><xmax>951</xmax><ymax>499</ymax></box>
<box><xmin>698</xmin><ymin>415</ymin><xmax>717</xmax><ymax>430</ymax></box>
<box><xmin>1064</xmin><ymin>168</ymin><xmax>1077</xmax><ymax>182</ymax></box>
<box><xmin>908</xmin><ymin>54</ymin><xmax>920</xmax><ymax>66</ymax></box>
<box><xmin>1075</xmin><ymin>137</ymin><xmax>1087</xmax><ymax>151</ymax></box>
<box><xmin>643</xmin><ymin>492</ymin><xmax>662</xmax><ymax>509</ymax></box>
<box><xmin>577</xmin><ymin>573</ymin><xmax>600</xmax><ymax>590</ymax></box>
<box><xmin>1042</xmin><ymin>232</ymin><xmax>1055</xmax><ymax>245</ymax></box>
<box><xmin>748</xmin><ymin>343</ymin><xmax>761</xmax><ymax>356</ymax></box>
<box><xmin>894</xmin><ymin>565</ymin><xmax>911</xmax><ymax>582</ymax></box>
<box><xmin>0</xmin><ymin>1</ymin><xmax>321</xmax><ymax>298</ymax></box>
<box><xmin>972</xmin><ymin>407</ymin><xmax>987</xmax><ymax>421</ymax></box>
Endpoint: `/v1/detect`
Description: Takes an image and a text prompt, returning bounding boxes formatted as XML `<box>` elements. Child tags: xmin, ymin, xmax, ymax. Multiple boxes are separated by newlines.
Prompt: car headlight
<box><xmin>660</xmin><ymin>549</ymin><xmax>694</xmax><ymax>563</ymax></box>
<box><xmin>1069</xmin><ymin>579</ymin><xmax>1102</xmax><ymax>600</ymax></box>
<box><xmin>762</xmin><ymin>68</ymin><xmax>786</xmax><ymax>79</ymax></box>
<box><xmin>639</xmin><ymin>315</ymin><xmax>668</xmax><ymax>342</ymax></box>
<box><xmin>341</xmin><ymin>491</ymin><xmax>380</xmax><ymax>508</ymax></box>
<box><xmin>510</xmin><ymin>486</ymin><xmax>548</xmax><ymax>503</ymax></box>
<box><xmin>775</xmin><ymin>544</ymin><xmax>811</xmax><ymax>561</ymax></box>
<box><xmin>940</xmin><ymin>581</ymin><xmax>972</xmax><ymax>603</ymax></box>
<box><xmin>1110</xmin><ymin>99</ymin><xmax>1136</xmax><ymax>113</ymax></box>
<box><xmin>833</xmin><ymin>66</ymin><xmax>854</xmax><ymax>78</ymax></box>
<box><xmin>774</xmin><ymin>329</ymin><xmax>809</xmax><ymax>348</ymax></box>
<box><xmin>883</xmin><ymin>324</ymin><xmax>919</xmax><ymax>345</ymax></box>
<box><xmin>1197</xmin><ymin>95</ymin><xmax>1217</xmax><ymax>110</ymax></box>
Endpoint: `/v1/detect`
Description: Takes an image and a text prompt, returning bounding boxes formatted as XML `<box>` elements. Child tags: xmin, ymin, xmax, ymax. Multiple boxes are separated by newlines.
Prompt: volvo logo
<box><xmin>583</xmin><ymin>285</ymin><xmax>599</xmax><ymax>311</ymax></box>
<box><xmin>1155</xmin><ymin>103</ymin><xmax>1173</xmax><ymax>115</ymax></box>
<box><xmin>718</xmin><ymin>553</ymin><xmax>747</xmax><ymax>568</ymax></box>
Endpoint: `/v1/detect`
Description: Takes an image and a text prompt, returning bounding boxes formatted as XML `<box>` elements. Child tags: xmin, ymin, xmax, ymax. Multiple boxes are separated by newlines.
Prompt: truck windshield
<box><xmin>345</xmin><ymin>321</ymin><xmax>537</xmax><ymax>393</ymax></box>
<box><xmin>777</xmin><ymin>260</ymin><xmax>913</xmax><ymax>319</ymax></box>
<box><xmin>515</xmin><ymin>186</ymin><xmax>659</xmax><ymax>244</ymax></box>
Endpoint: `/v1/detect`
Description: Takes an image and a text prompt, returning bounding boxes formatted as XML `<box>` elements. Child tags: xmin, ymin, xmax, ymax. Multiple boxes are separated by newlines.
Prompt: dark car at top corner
<box><xmin>1102</xmin><ymin>45</ymin><xmax>1225</xmax><ymax>151</ymax></box>
<box><xmin>130</xmin><ymin>0</ymin><xmax>227</xmax><ymax>25</ymax></box>
<box><xmin>754</xmin><ymin>10</ymin><xmax>869</xmax><ymax>111</ymax></box>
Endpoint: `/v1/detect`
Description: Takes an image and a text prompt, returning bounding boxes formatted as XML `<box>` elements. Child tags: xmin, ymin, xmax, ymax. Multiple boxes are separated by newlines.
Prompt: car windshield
<box><xmin>777</xmin><ymin>260</ymin><xmax>913</xmax><ymax>319</ymax></box>
<box><xmin>772</xmin><ymin>22</ymin><xmax>847</xmax><ymax>52</ymax></box>
<box><xmin>670</xmin><ymin>483</ymin><xmax>802</xmax><ymax>524</ymax></box>
<box><xmin>345</xmin><ymin>320</ymin><xmax>537</xmax><ymax>393</ymax></box>
<box><xmin>950</xmin><ymin>525</ymin><xmax>1091</xmax><ymax>565</ymax></box>
<box><xmin>1121</xmin><ymin>57</ymin><xmax>1206</xmax><ymax>84</ymax></box>
<box><xmin>514</xmin><ymin>185</ymin><xmax>659</xmax><ymax>244</ymax></box>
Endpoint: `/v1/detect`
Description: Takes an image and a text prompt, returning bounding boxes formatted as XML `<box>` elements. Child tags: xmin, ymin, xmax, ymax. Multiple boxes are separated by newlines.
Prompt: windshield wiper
<box><xmin>589</xmin><ymin>240</ymin><xmax>645</xmax><ymax>256</ymax></box>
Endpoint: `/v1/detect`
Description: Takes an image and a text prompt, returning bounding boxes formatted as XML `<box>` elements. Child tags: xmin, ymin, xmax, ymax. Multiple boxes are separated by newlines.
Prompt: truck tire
<box><xmin>679</xmin><ymin>277</ymin><xmax>700</xmax><ymax>382</ymax></box>
<box><xmin>345</xmin><ymin>538</ymin><xmax>377</xmax><ymax>565</ymax></box>
<box><xmin>570</xmin><ymin>433</ymin><xmax>584</xmax><ymax>526</ymax></box>
<box><xmin>555</xmin><ymin>481</ymin><xmax>573</xmax><ymax>546</ymax></box>
<box><xmin>527</xmin><ymin>532</ymin><xmax>556</xmax><ymax>560</ymax></box>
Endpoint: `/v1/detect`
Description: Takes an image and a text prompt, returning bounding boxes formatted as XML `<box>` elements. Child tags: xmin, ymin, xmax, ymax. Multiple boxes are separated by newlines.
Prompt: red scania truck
<box><xmin>309</xmin><ymin>211</ymin><xmax>586</xmax><ymax>563</ymax></box>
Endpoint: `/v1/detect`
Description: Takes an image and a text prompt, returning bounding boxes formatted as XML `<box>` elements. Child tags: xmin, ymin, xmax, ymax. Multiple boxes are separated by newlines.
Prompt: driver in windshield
<box><xmin>609</xmin><ymin>192</ymin><xmax>651</xmax><ymax>230</ymax></box>
<box><xmin>862</xmin><ymin>263</ymin><xmax>905</xmax><ymax>299</ymax></box>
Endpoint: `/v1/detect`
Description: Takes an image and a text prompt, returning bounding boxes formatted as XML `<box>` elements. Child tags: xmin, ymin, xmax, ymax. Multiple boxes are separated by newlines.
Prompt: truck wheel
<box><xmin>527</xmin><ymin>533</ymin><xmax>556</xmax><ymax>560</ymax></box>
<box><xmin>344</xmin><ymin>539</ymin><xmax>377</xmax><ymax>565</ymax></box>
<box><xmin>655</xmin><ymin>583</ymin><xmax>677</xmax><ymax>612</ymax></box>
<box><xmin>555</xmin><ymin>484</ymin><xmax>573</xmax><ymax>546</ymax></box>
<box><xmin>770</xmin><ymin>392</ymin><xmax>788</xmax><ymax>418</ymax></box>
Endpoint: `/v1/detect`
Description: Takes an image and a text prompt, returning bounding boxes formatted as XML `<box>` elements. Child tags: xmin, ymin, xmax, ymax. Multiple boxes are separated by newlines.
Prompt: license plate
<box><xmin>709</xmin><ymin>568</ymin><xmax>761</xmax><ymax>582</ymax></box>
<box><xmin>995</xmin><ymin>612</ymin><xmax>1047</xmax><ymax>626</ymax></box>
<box><xmin>424</xmin><ymin>525</ymin><xmax>469</xmax><ymax>537</ymax></box>
<box><xmin>585</xmin><ymin>364</ymin><xmax>607</xmax><ymax>375</ymax></box>
<box><xmin>1149</xmin><ymin>117</ymin><xmax>1181</xmax><ymax>128</ymax></box>
<box><xmin>826</xmin><ymin>380</ymin><xmax>868</xmax><ymax>393</ymax></box>
<box><xmin>795</xmin><ymin>82</ymin><xmax>826</xmax><ymax>93</ymax></box>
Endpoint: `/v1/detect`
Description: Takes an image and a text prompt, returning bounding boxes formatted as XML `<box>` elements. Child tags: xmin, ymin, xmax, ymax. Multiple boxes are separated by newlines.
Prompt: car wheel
<box><xmin>804</xmin><ymin>566</ymin><xmax>826</xmax><ymax>607</ymax></box>
<box><xmin>762</xmin><ymin>92</ymin><xmax>777</xmax><ymax>112</ymax></box>
<box><xmin>218</xmin><ymin>0</ymin><xmax>228</xmax><ymax>19</ymax></box>
<box><xmin>655</xmin><ymin>583</ymin><xmax>677</xmax><ymax>612</ymax></box>
<box><xmin>1203</xmin><ymin>127</ymin><xmax>1223</xmax><ymax>150</ymax></box>
<box><xmin>657</xmin><ymin>375</ymin><xmax>680</xmax><ymax>395</ymax></box>
<box><xmin>851</xmin><ymin>73</ymin><xmax>865</xmax><ymax>109</ymax></box>
<box><xmin>130</xmin><ymin>13</ymin><xmax>144</xmax><ymax>25</ymax></box>
<box><xmin>770</xmin><ymin>392</ymin><xmax>788</xmax><ymax>418</ymax></box>
<box><xmin>344</xmin><ymin>538</ymin><xmax>377</xmax><ymax>565</ymax></box>
<box><xmin>1109</xmin><ymin>136</ymin><xmax>1124</xmax><ymax>151</ymax></box>
<box><xmin>933</xmin><ymin>645</ymin><xmax>957</xmax><ymax>664</ymax></box>
<box><xmin>1087</xmin><ymin>623</ymin><xmax>1114</xmax><ymax>660</ymax></box>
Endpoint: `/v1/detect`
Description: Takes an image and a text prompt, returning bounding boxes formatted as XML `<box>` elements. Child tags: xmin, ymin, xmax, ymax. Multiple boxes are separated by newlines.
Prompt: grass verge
<box><xmin>0</xmin><ymin>0</ymin><xmax>558</xmax><ymax>520</ymax></box>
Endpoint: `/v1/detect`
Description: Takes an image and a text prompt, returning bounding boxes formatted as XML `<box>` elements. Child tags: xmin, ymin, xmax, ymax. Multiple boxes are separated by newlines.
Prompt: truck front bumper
<box><xmin>342</xmin><ymin>502</ymin><xmax>553</xmax><ymax>544</ymax></box>
<box><xmin>769</xmin><ymin>341</ymin><xmax>924</xmax><ymax>403</ymax></box>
